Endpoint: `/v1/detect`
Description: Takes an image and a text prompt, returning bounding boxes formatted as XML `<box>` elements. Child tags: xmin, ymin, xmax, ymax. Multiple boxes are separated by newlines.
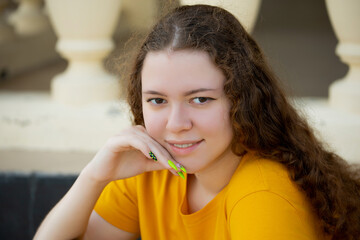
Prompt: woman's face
<box><xmin>141</xmin><ymin>50</ymin><xmax>236</xmax><ymax>173</ymax></box>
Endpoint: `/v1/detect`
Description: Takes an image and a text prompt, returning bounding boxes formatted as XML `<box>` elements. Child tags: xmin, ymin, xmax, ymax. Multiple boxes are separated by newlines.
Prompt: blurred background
<box><xmin>0</xmin><ymin>0</ymin><xmax>347</xmax><ymax>95</ymax></box>
<box><xmin>0</xmin><ymin>0</ymin><xmax>358</xmax><ymax>239</ymax></box>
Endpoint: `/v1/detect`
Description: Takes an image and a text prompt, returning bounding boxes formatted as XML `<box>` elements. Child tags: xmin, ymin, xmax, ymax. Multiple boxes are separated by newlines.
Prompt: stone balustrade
<box><xmin>0</xmin><ymin>0</ymin><xmax>359</xmax><ymax>176</ymax></box>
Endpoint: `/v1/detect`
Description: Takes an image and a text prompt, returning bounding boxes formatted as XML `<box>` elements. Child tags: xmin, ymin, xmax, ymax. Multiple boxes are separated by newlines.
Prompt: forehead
<box><xmin>141</xmin><ymin>50</ymin><xmax>225</xmax><ymax>91</ymax></box>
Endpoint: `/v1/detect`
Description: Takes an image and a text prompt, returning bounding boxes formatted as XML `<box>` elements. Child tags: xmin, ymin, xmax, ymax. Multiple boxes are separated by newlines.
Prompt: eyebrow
<box><xmin>142</xmin><ymin>88</ymin><xmax>217</xmax><ymax>96</ymax></box>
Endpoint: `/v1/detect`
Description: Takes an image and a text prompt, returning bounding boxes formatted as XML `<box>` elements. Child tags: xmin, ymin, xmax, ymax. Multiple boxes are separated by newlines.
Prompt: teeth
<box><xmin>173</xmin><ymin>143</ymin><xmax>194</xmax><ymax>148</ymax></box>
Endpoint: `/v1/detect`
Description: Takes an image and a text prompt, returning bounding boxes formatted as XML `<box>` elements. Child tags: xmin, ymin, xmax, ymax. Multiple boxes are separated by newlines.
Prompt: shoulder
<box><xmin>225</xmin><ymin>153</ymin><xmax>314</xmax><ymax>221</ymax></box>
<box><xmin>227</xmin><ymin>153</ymin><xmax>296</xmax><ymax>197</ymax></box>
<box><xmin>225</xmin><ymin>153</ymin><xmax>322</xmax><ymax>239</ymax></box>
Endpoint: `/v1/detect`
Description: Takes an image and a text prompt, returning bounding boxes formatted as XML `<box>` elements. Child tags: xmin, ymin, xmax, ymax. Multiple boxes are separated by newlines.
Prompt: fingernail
<box><xmin>149</xmin><ymin>151</ymin><xmax>157</xmax><ymax>161</ymax></box>
<box><xmin>180</xmin><ymin>166</ymin><xmax>187</xmax><ymax>173</ymax></box>
<box><xmin>178</xmin><ymin>171</ymin><xmax>185</xmax><ymax>180</ymax></box>
<box><xmin>168</xmin><ymin>160</ymin><xmax>178</xmax><ymax>171</ymax></box>
<box><xmin>176</xmin><ymin>163</ymin><xmax>187</xmax><ymax>173</ymax></box>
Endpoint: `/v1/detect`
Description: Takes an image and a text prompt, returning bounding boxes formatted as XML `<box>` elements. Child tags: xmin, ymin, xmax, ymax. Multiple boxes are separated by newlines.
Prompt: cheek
<box><xmin>194</xmin><ymin>106</ymin><xmax>233</xmax><ymax>140</ymax></box>
<box><xmin>143</xmin><ymin>108</ymin><xmax>166</xmax><ymax>138</ymax></box>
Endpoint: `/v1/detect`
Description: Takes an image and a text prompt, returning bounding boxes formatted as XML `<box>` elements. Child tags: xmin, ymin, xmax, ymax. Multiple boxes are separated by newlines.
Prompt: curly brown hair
<box><xmin>126</xmin><ymin>4</ymin><xmax>360</xmax><ymax>239</ymax></box>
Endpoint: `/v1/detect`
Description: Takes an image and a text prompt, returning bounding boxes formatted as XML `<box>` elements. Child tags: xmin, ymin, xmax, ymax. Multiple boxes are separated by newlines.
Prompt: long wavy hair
<box><xmin>126</xmin><ymin>4</ymin><xmax>360</xmax><ymax>239</ymax></box>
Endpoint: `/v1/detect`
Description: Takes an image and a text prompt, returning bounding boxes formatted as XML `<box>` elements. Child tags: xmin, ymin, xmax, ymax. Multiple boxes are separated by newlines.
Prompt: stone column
<box><xmin>0</xmin><ymin>2</ymin><xmax>15</xmax><ymax>43</ymax></box>
<box><xmin>180</xmin><ymin>0</ymin><xmax>262</xmax><ymax>33</ymax></box>
<box><xmin>325</xmin><ymin>0</ymin><xmax>360</xmax><ymax>114</ymax></box>
<box><xmin>45</xmin><ymin>0</ymin><xmax>122</xmax><ymax>106</ymax></box>
<box><xmin>8</xmin><ymin>0</ymin><xmax>49</xmax><ymax>36</ymax></box>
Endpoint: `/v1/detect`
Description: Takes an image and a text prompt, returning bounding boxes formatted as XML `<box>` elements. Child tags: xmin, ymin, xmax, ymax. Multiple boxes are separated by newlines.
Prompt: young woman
<box><xmin>34</xmin><ymin>4</ymin><xmax>360</xmax><ymax>240</ymax></box>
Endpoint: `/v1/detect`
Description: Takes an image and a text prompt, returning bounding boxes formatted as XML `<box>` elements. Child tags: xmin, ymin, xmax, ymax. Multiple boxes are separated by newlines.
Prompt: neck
<box><xmin>190</xmin><ymin>150</ymin><xmax>241</xmax><ymax>195</ymax></box>
<box><xmin>185</xmin><ymin>150</ymin><xmax>242</xmax><ymax>214</ymax></box>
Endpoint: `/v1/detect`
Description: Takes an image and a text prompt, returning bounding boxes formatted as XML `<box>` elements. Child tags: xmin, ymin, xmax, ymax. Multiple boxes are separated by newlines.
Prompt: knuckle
<box><xmin>105</xmin><ymin>137</ymin><xmax>118</xmax><ymax>149</ymax></box>
<box><xmin>134</xmin><ymin>125</ymin><xmax>146</xmax><ymax>132</ymax></box>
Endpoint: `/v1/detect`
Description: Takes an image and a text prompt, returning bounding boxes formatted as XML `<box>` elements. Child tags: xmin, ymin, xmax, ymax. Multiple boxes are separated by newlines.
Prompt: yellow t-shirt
<box><xmin>94</xmin><ymin>153</ymin><xmax>325</xmax><ymax>239</ymax></box>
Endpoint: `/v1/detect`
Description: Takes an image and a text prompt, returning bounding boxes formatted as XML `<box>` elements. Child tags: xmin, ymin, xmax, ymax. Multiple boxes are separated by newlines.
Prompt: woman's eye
<box><xmin>192</xmin><ymin>97</ymin><xmax>213</xmax><ymax>104</ymax></box>
<box><xmin>148</xmin><ymin>98</ymin><xmax>166</xmax><ymax>105</ymax></box>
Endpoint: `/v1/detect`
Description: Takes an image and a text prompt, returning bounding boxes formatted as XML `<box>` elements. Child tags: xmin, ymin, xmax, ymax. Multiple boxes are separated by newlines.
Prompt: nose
<box><xmin>166</xmin><ymin>104</ymin><xmax>192</xmax><ymax>133</ymax></box>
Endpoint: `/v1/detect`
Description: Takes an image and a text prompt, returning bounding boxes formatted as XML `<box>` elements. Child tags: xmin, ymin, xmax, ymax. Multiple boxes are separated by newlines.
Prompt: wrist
<box><xmin>79</xmin><ymin>165</ymin><xmax>112</xmax><ymax>189</ymax></box>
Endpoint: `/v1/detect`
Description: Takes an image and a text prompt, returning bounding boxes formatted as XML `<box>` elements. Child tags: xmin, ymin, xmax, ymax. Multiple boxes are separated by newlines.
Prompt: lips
<box><xmin>166</xmin><ymin>139</ymin><xmax>203</xmax><ymax>156</ymax></box>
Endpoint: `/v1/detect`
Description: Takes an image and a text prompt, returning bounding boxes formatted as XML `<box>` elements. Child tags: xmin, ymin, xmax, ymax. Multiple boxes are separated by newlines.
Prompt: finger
<box><xmin>134</xmin><ymin>125</ymin><xmax>147</xmax><ymax>132</ymax></box>
<box><xmin>106</xmin><ymin>134</ymin><xmax>153</xmax><ymax>161</ymax></box>
<box><xmin>106</xmin><ymin>133</ymin><xmax>178</xmax><ymax>176</ymax></box>
<box><xmin>145</xmin><ymin>142</ymin><xmax>179</xmax><ymax>176</ymax></box>
<box><xmin>130</xmin><ymin>126</ymin><xmax>187</xmax><ymax>178</ymax></box>
<box><xmin>147</xmin><ymin>139</ymin><xmax>185</xmax><ymax>171</ymax></box>
<box><xmin>127</xmin><ymin>127</ymin><xmax>162</xmax><ymax>161</ymax></box>
<box><xmin>146</xmin><ymin>142</ymin><xmax>186</xmax><ymax>178</ymax></box>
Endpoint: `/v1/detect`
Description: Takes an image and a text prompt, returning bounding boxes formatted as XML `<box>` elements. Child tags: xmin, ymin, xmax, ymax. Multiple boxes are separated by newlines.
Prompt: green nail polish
<box><xmin>178</xmin><ymin>171</ymin><xmax>185</xmax><ymax>180</ymax></box>
<box><xmin>180</xmin><ymin>166</ymin><xmax>187</xmax><ymax>173</ymax></box>
<box><xmin>149</xmin><ymin>151</ymin><xmax>157</xmax><ymax>161</ymax></box>
<box><xmin>168</xmin><ymin>160</ymin><xmax>178</xmax><ymax>171</ymax></box>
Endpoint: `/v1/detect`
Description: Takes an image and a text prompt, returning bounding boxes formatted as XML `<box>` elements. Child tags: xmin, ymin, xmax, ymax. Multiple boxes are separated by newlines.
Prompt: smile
<box><xmin>173</xmin><ymin>143</ymin><xmax>195</xmax><ymax>148</ymax></box>
<box><xmin>166</xmin><ymin>140</ymin><xmax>203</xmax><ymax>156</ymax></box>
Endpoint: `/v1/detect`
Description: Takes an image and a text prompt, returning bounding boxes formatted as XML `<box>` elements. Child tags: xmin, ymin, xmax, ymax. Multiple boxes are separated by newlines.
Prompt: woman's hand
<box><xmin>34</xmin><ymin>125</ymin><xmax>183</xmax><ymax>240</ymax></box>
<box><xmin>82</xmin><ymin>125</ymin><xmax>182</xmax><ymax>184</ymax></box>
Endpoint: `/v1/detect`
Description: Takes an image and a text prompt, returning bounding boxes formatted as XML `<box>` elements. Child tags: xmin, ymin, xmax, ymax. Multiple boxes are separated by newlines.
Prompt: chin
<box><xmin>181</xmin><ymin>165</ymin><xmax>202</xmax><ymax>175</ymax></box>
